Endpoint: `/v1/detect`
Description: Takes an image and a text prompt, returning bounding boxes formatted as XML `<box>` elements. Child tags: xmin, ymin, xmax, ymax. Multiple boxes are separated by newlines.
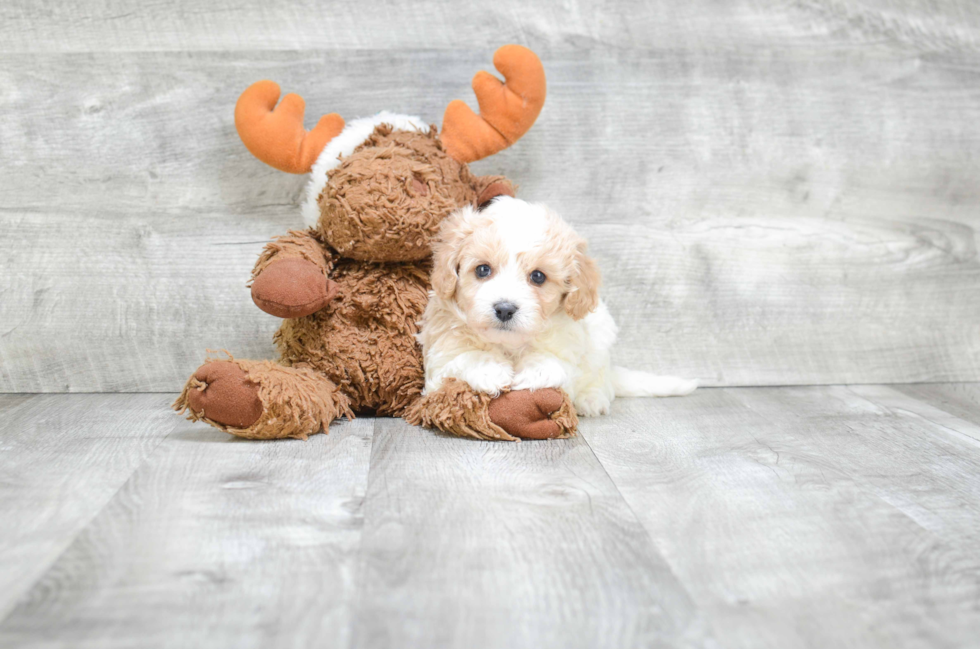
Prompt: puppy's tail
<box><xmin>611</xmin><ymin>366</ymin><xmax>698</xmax><ymax>398</ymax></box>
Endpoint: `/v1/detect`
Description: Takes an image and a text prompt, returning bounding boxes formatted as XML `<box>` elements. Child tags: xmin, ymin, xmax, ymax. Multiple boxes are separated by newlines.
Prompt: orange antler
<box><xmin>441</xmin><ymin>45</ymin><xmax>547</xmax><ymax>163</ymax></box>
<box><xmin>234</xmin><ymin>81</ymin><xmax>345</xmax><ymax>174</ymax></box>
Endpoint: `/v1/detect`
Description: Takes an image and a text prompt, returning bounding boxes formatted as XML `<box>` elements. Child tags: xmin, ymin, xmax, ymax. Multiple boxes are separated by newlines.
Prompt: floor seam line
<box><xmin>343</xmin><ymin>416</ymin><xmax>381</xmax><ymax>649</ymax></box>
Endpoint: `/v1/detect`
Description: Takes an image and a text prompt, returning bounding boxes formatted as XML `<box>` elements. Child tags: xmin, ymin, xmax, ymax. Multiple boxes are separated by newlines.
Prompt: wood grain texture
<box><xmin>0</xmin><ymin>413</ymin><xmax>375</xmax><ymax>649</ymax></box>
<box><xmin>0</xmin><ymin>208</ymin><xmax>284</xmax><ymax>391</ymax></box>
<box><xmin>891</xmin><ymin>382</ymin><xmax>980</xmax><ymax>433</ymax></box>
<box><xmin>349</xmin><ymin>417</ymin><xmax>711</xmax><ymax>649</ymax></box>
<box><xmin>0</xmin><ymin>394</ymin><xmax>175</xmax><ymax>621</ymax></box>
<box><xmin>580</xmin><ymin>387</ymin><xmax>980</xmax><ymax>649</ymax></box>
<box><xmin>5</xmin><ymin>390</ymin><xmax>980</xmax><ymax>647</ymax></box>
<box><xmin>1</xmin><ymin>0</ymin><xmax>979</xmax><ymax>53</ymax></box>
<box><xmin>2</xmin><ymin>40</ymin><xmax>980</xmax><ymax>390</ymax></box>
<box><xmin>852</xmin><ymin>383</ymin><xmax>980</xmax><ymax>446</ymax></box>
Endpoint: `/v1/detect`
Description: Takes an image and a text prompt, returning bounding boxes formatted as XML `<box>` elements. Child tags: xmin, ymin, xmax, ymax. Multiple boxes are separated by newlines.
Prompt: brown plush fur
<box><xmin>252</xmin><ymin>228</ymin><xmax>334</xmax><ymax>277</ymax></box>
<box><xmin>544</xmin><ymin>392</ymin><xmax>578</xmax><ymax>438</ymax></box>
<box><xmin>404</xmin><ymin>378</ymin><xmax>515</xmax><ymax>441</ymax></box>
<box><xmin>489</xmin><ymin>388</ymin><xmax>579</xmax><ymax>440</ymax></box>
<box><xmin>271</xmin><ymin>230</ymin><xmax>431</xmax><ymax>415</ymax></box>
<box><xmin>174</xmin><ymin>353</ymin><xmax>353</xmax><ymax>440</ymax></box>
<box><xmin>319</xmin><ymin>127</ymin><xmax>479</xmax><ymax>262</ymax></box>
<box><xmin>176</xmin><ymin>124</ymin><xmax>545</xmax><ymax>440</ymax></box>
<box><xmin>405</xmin><ymin>379</ymin><xmax>579</xmax><ymax>441</ymax></box>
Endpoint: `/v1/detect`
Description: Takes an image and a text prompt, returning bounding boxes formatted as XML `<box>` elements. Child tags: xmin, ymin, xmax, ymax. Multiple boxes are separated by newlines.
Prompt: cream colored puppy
<box><xmin>418</xmin><ymin>197</ymin><xmax>697</xmax><ymax>417</ymax></box>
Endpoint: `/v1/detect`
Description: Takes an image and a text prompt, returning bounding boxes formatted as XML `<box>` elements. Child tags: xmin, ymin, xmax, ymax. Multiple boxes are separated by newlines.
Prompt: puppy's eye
<box><xmin>475</xmin><ymin>264</ymin><xmax>492</xmax><ymax>279</ymax></box>
<box><xmin>530</xmin><ymin>270</ymin><xmax>546</xmax><ymax>285</ymax></box>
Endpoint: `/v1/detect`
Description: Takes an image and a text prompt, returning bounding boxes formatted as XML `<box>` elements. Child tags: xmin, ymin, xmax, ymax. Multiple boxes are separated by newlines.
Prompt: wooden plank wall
<box><xmin>1</xmin><ymin>1</ymin><xmax>978</xmax><ymax>391</ymax></box>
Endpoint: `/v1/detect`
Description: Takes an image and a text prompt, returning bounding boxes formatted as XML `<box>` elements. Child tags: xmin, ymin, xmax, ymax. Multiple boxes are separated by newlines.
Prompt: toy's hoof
<box><xmin>488</xmin><ymin>388</ymin><xmax>565</xmax><ymax>440</ymax></box>
<box><xmin>186</xmin><ymin>361</ymin><xmax>263</xmax><ymax>429</ymax></box>
<box><xmin>251</xmin><ymin>259</ymin><xmax>338</xmax><ymax>319</ymax></box>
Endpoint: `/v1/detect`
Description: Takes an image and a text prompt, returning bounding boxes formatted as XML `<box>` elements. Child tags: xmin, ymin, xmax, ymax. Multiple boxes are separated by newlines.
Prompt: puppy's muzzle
<box><xmin>493</xmin><ymin>301</ymin><xmax>519</xmax><ymax>322</ymax></box>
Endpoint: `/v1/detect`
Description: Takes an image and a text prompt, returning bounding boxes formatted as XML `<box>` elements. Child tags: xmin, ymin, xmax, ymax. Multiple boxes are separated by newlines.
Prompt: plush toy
<box><xmin>174</xmin><ymin>45</ymin><xmax>578</xmax><ymax>441</ymax></box>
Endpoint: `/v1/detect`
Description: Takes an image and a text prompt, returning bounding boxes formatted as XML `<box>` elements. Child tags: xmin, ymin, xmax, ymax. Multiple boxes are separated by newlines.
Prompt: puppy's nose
<box><xmin>494</xmin><ymin>301</ymin><xmax>519</xmax><ymax>322</ymax></box>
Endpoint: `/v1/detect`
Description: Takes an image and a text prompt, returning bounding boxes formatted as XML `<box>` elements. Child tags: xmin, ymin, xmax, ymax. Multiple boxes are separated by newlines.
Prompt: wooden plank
<box><xmin>850</xmin><ymin>383</ymin><xmax>980</xmax><ymax>446</ymax></box>
<box><xmin>5</xmin><ymin>48</ymin><xmax>980</xmax><ymax>227</ymax></box>
<box><xmin>2</xmin><ymin>0</ymin><xmax>979</xmax><ymax>53</ymax></box>
<box><xmin>0</xmin><ymin>394</ymin><xmax>174</xmax><ymax>621</ymax></box>
<box><xmin>0</xmin><ymin>208</ymin><xmax>284</xmax><ymax>392</ymax></box>
<box><xmin>891</xmin><ymin>382</ymin><xmax>980</xmax><ymax>433</ymax></box>
<box><xmin>348</xmin><ymin>418</ymin><xmax>711</xmax><ymax>649</ymax></box>
<box><xmin>579</xmin><ymin>388</ymin><xmax>980</xmax><ymax>649</ymax></box>
<box><xmin>0</xmin><ymin>412</ymin><xmax>375</xmax><ymax>648</ymax></box>
<box><xmin>2</xmin><ymin>46</ymin><xmax>980</xmax><ymax>390</ymax></box>
<box><xmin>5</xmin><ymin>387</ymin><xmax>980</xmax><ymax>646</ymax></box>
<box><xmin>753</xmin><ymin>385</ymin><xmax>980</xmax><ymax>543</ymax></box>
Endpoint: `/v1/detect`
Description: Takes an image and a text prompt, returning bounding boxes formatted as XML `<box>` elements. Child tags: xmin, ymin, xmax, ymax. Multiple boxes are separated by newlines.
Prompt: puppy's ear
<box><xmin>431</xmin><ymin>206</ymin><xmax>475</xmax><ymax>300</ymax></box>
<box><xmin>563</xmin><ymin>240</ymin><xmax>601</xmax><ymax>320</ymax></box>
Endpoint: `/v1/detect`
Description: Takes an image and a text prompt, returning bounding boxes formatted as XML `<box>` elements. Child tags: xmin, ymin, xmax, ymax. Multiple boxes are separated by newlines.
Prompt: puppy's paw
<box><xmin>574</xmin><ymin>391</ymin><xmax>612</xmax><ymax>417</ymax></box>
<box><xmin>511</xmin><ymin>357</ymin><xmax>568</xmax><ymax>392</ymax></box>
<box><xmin>461</xmin><ymin>363</ymin><xmax>514</xmax><ymax>397</ymax></box>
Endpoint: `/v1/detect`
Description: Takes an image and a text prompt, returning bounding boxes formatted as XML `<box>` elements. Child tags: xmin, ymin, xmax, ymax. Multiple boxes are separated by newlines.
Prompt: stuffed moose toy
<box><xmin>174</xmin><ymin>45</ymin><xmax>578</xmax><ymax>441</ymax></box>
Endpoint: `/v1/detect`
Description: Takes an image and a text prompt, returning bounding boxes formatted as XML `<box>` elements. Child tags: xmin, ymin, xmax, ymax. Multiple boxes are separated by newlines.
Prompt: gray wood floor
<box><xmin>2</xmin><ymin>386</ymin><xmax>979</xmax><ymax>648</ymax></box>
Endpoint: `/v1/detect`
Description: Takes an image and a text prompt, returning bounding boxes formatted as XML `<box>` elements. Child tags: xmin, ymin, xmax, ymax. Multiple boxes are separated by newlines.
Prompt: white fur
<box><xmin>420</xmin><ymin>199</ymin><xmax>698</xmax><ymax>417</ymax></box>
<box><xmin>301</xmin><ymin>112</ymin><xmax>429</xmax><ymax>226</ymax></box>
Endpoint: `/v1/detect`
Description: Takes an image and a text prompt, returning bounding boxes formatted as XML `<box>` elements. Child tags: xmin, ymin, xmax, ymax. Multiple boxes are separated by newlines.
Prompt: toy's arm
<box><xmin>250</xmin><ymin>228</ymin><xmax>339</xmax><ymax>319</ymax></box>
<box><xmin>408</xmin><ymin>294</ymin><xmax>576</xmax><ymax>440</ymax></box>
<box><xmin>405</xmin><ymin>380</ymin><xmax>578</xmax><ymax>441</ymax></box>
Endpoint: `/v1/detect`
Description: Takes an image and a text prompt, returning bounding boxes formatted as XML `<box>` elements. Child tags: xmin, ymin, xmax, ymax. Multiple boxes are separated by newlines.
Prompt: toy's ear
<box><xmin>563</xmin><ymin>239</ymin><xmax>601</xmax><ymax>320</ymax></box>
<box><xmin>441</xmin><ymin>45</ymin><xmax>546</xmax><ymax>163</ymax></box>
<box><xmin>431</xmin><ymin>206</ymin><xmax>477</xmax><ymax>300</ymax></box>
<box><xmin>476</xmin><ymin>177</ymin><xmax>515</xmax><ymax>210</ymax></box>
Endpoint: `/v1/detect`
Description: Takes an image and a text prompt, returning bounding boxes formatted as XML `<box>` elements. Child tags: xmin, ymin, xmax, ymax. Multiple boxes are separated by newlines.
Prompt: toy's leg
<box><xmin>405</xmin><ymin>378</ymin><xmax>578</xmax><ymax>441</ymax></box>
<box><xmin>173</xmin><ymin>356</ymin><xmax>353</xmax><ymax>440</ymax></box>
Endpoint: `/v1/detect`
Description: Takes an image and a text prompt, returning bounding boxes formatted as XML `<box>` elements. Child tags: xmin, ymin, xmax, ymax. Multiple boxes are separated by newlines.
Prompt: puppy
<box><xmin>418</xmin><ymin>197</ymin><xmax>697</xmax><ymax>417</ymax></box>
